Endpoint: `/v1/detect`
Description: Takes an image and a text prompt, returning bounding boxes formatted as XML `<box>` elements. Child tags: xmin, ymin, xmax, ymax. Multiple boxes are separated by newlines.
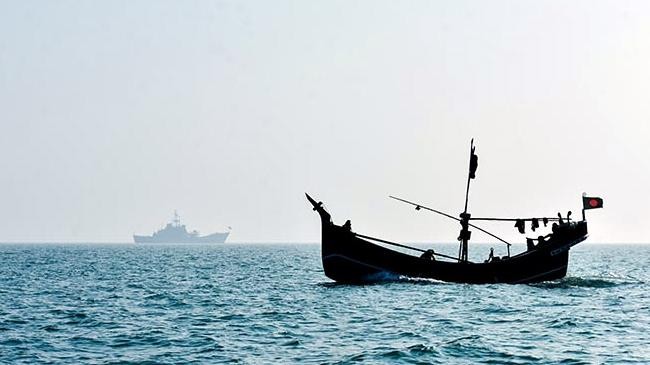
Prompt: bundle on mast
<box><xmin>458</xmin><ymin>139</ymin><xmax>478</xmax><ymax>262</ymax></box>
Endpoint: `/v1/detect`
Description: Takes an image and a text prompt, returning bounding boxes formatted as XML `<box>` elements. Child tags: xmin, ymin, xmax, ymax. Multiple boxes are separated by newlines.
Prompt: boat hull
<box><xmin>309</xmin><ymin>195</ymin><xmax>587</xmax><ymax>284</ymax></box>
<box><xmin>133</xmin><ymin>231</ymin><xmax>230</xmax><ymax>244</ymax></box>
<box><xmin>322</xmin><ymin>224</ymin><xmax>587</xmax><ymax>284</ymax></box>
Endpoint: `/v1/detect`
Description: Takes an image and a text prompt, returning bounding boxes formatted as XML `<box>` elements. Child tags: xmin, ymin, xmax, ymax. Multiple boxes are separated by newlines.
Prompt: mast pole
<box><xmin>459</xmin><ymin>139</ymin><xmax>475</xmax><ymax>262</ymax></box>
<box><xmin>463</xmin><ymin>155</ymin><xmax>472</xmax><ymax>213</ymax></box>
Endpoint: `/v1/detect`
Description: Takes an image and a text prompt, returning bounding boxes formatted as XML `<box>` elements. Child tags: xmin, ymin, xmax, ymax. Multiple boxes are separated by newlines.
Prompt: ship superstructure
<box><xmin>134</xmin><ymin>211</ymin><xmax>230</xmax><ymax>243</ymax></box>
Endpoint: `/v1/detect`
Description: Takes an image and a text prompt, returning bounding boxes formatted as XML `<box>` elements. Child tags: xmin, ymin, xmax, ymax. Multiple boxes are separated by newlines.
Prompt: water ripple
<box><xmin>0</xmin><ymin>243</ymin><xmax>648</xmax><ymax>364</ymax></box>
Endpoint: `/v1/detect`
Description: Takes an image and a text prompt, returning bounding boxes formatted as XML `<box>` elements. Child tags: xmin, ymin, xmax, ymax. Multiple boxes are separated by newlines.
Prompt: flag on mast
<box><xmin>582</xmin><ymin>196</ymin><xmax>603</xmax><ymax>210</ymax></box>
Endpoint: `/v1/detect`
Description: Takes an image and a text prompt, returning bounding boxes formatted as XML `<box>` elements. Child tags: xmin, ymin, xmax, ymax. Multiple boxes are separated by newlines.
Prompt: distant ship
<box><xmin>134</xmin><ymin>211</ymin><xmax>230</xmax><ymax>243</ymax></box>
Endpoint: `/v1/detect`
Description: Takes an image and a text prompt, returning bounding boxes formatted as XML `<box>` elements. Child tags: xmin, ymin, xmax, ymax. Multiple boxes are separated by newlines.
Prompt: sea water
<box><xmin>0</xmin><ymin>243</ymin><xmax>648</xmax><ymax>364</ymax></box>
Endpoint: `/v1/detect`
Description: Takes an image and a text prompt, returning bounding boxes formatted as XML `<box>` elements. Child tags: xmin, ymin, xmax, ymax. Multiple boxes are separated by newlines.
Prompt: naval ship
<box><xmin>133</xmin><ymin>211</ymin><xmax>230</xmax><ymax>243</ymax></box>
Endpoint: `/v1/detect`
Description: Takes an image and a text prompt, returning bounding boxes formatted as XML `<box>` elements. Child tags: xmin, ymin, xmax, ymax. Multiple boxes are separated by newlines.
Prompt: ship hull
<box><xmin>133</xmin><ymin>231</ymin><xmax>229</xmax><ymax>244</ymax></box>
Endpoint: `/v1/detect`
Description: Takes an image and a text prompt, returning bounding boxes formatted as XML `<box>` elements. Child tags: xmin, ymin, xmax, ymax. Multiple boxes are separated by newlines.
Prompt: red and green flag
<box><xmin>582</xmin><ymin>196</ymin><xmax>603</xmax><ymax>210</ymax></box>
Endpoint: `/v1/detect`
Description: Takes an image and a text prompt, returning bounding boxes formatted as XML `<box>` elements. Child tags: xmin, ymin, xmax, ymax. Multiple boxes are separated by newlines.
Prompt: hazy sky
<box><xmin>1</xmin><ymin>1</ymin><xmax>649</xmax><ymax>244</ymax></box>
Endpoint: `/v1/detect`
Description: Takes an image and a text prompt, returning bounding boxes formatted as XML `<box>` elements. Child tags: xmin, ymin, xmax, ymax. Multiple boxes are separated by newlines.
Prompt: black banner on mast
<box><xmin>469</xmin><ymin>142</ymin><xmax>478</xmax><ymax>179</ymax></box>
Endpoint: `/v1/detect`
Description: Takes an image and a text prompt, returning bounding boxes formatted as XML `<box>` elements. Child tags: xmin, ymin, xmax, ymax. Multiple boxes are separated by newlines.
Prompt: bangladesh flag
<box><xmin>583</xmin><ymin>196</ymin><xmax>604</xmax><ymax>210</ymax></box>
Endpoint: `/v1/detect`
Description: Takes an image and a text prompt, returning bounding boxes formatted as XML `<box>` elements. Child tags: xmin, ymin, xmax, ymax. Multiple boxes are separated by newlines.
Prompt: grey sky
<box><xmin>1</xmin><ymin>1</ymin><xmax>648</xmax><ymax>243</ymax></box>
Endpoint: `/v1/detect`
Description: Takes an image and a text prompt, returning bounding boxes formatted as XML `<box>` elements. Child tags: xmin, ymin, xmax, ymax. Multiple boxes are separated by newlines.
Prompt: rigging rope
<box><xmin>354</xmin><ymin>232</ymin><xmax>461</xmax><ymax>262</ymax></box>
<box><xmin>470</xmin><ymin>217</ymin><xmax>559</xmax><ymax>222</ymax></box>
<box><xmin>389</xmin><ymin>196</ymin><xmax>511</xmax><ymax>247</ymax></box>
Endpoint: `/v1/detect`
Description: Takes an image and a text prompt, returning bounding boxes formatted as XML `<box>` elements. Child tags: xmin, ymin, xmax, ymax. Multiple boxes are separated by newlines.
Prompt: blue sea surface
<box><xmin>0</xmin><ymin>243</ymin><xmax>648</xmax><ymax>364</ymax></box>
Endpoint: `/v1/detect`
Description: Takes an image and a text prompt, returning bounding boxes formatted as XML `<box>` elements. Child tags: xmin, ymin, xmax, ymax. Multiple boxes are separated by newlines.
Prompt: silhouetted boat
<box><xmin>134</xmin><ymin>211</ymin><xmax>230</xmax><ymax>243</ymax></box>
<box><xmin>306</xmin><ymin>140</ymin><xmax>603</xmax><ymax>284</ymax></box>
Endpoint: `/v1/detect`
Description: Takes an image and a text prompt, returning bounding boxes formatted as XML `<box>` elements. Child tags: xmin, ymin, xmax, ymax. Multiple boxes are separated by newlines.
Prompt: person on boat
<box><xmin>420</xmin><ymin>249</ymin><xmax>436</xmax><ymax>261</ymax></box>
<box><xmin>557</xmin><ymin>212</ymin><xmax>564</xmax><ymax>225</ymax></box>
<box><xmin>526</xmin><ymin>238</ymin><xmax>535</xmax><ymax>251</ymax></box>
<box><xmin>342</xmin><ymin>220</ymin><xmax>352</xmax><ymax>231</ymax></box>
<box><xmin>484</xmin><ymin>247</ymin><xmax>498</xmax><ymax>264</ymax></box>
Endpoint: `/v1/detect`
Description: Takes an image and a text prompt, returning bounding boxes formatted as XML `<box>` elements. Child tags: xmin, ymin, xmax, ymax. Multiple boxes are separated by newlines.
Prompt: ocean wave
<box><xmin>325</xmin><ymin>344</ymin><xmax>442</xmax><ymax>365</ymax></box>
<box><xmin>1</xmin><ymin>243</ymin><xmax>648</xmax><ymax>364</ymax></box>
<box><xmin>440</xmin><ymin>338</ymin><xmax>543</xmax><ymax>364</ymax></box>
<box><xmin>530</xmin><ymin>276</ymin><xmax>638</xmax><ymax>289</ymax></box>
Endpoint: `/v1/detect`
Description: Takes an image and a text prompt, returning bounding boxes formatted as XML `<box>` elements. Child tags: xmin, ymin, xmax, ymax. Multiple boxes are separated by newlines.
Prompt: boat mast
<box><xmin>458</xmin><ymin>139</ymin><xmax>477</xmax><ymax>262</ymax></box>
<box><xmin>173</xmin><ymin>210</ymin><xmax>180</xmax><ymax>227</ymax></box>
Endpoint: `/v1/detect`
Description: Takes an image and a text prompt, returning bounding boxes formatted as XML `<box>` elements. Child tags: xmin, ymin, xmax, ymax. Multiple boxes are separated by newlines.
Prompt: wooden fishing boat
<box><xmin>306</xmin><ymin>140</ymin><xmax>603</xmax><ymax>284</ymax></box>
